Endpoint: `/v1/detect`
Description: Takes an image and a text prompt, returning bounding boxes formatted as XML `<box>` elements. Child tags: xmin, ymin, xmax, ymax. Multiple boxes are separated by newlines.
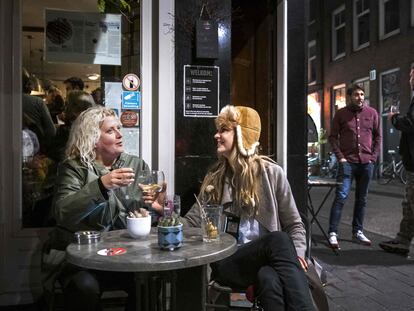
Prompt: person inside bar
<box><xmin>49</xmin><ymin>106</ymin><xmax>165</xmax><ymax>311</ymax></box>
<box><xmin>181</xmin><ymin>105</ymin><xmax>315</xmax><ymax>311</ymax></box>
<box><xmin>47</xmin><ymin>90</ymin><xmax>95</xmax><ymax>163</ymax></box>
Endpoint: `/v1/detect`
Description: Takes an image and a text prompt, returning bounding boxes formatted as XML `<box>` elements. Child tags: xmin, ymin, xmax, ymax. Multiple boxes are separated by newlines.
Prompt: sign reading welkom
<box><xmin>183</xmin><ymin>65</ymin><xmax>219</xmax><ymax>117</ymax></box>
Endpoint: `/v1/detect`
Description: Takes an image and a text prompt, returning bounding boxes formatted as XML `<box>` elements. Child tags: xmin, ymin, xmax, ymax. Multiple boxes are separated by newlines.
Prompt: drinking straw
<box><xmin>193</xmin><ymin>194</ymin><xmax>208</xmax><ymax>221</ymax></box>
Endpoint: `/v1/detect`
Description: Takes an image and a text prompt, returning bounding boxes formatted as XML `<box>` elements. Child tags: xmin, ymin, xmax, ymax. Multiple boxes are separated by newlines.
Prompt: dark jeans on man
<box><xmin>59</xmin><ymin>263</ymin><xmax>136</xmax><ymax>311</ymax></box>
<box><xmin>210</xmin><ymin>231</ymin><xmax>315</xmax><ymax>311</ymax></box>
<box><xmin>328</xmin><ymin>162</ymin><xmax>374</xmax><ymax>234</ymax></box>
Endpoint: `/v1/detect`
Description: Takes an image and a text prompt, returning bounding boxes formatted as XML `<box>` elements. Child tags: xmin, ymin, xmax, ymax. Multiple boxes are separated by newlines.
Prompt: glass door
<box><xmin>21</xmin><ymin>0</ymin><xmax>142</xmax><ymax>228</ymax></box>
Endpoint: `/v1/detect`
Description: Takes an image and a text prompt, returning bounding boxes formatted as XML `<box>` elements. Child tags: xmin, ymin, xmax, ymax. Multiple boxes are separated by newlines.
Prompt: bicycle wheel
<box><xmin>399</xmin><ymin>166</ymin><xmax>407</xmax><ymax>184</ymax></box>
<box><xmin>375</xmin><ymin>162</ymin><xmax>394</xmax><ymax>185</ymax></box>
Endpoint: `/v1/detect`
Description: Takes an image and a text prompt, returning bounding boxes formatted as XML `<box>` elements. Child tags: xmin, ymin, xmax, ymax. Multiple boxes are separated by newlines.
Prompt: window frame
<box><xmin>308</xmin><ymin>40</ymin><xmax>317</xmax><ymax>85</ymax></box>
<box><xmin>332</xmin><ymin>5</ymin><xmax>346</xmax><ymax>61</ymax></box>
<box><xmin>379</xmin><ymin>0</ymin><xmax>400</xmax><ymax>40</ymax></box>
<box><xmin>353</xmin><ymin>0</ymin><xmax>370</xmax><ymax>51</ymax></box>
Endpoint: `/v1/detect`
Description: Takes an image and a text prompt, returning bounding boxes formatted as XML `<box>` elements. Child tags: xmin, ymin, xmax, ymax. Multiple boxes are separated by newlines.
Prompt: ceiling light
<box><xmin>87</xmin><ymin>74</ymin><xmax>100</xmax><ymax>81</ymax></box>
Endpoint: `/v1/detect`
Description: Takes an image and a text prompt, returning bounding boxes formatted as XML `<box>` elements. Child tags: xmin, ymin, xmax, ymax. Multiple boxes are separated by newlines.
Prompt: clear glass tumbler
<box><xmin>201</xmin><ymin>204</ymin><xmax>223</xmax><ymax>242</ymax></box>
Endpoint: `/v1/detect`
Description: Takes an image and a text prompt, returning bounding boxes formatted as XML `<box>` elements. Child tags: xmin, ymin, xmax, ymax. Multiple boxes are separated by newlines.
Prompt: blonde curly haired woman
<box><xmin>51</xmin><ymin>106</ymin><xmax>164</xmax><ymax>311</ymax></box>
<box><xmin>182</xmin><ymin>105</ymin><xmax>314</xmax><ymax>310</ymax></box>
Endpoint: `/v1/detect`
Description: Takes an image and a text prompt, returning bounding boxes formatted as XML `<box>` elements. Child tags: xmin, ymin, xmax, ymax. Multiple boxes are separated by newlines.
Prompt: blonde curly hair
<box><xmin>65</xmin><ymin>106</ymin><xmax>116</xmax><ymax>168</ymax></box>
<box><xmin>199</xmin><ymin>105</ymin><xmax>272</xmax><ymax>217</ymax></box>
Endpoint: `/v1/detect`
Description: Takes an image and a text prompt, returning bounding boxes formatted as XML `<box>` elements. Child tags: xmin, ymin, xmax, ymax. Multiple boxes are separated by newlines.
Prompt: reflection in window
<box><xmin>308</xmin><ymin>40</ymin><xmax>316</xmax><ymax>85</ymax></box>
<box><xmin>353</xmin><ymin>0</ymin><xmax>370</xmax><ymax>50</ymax></box>
<box><xmin>332</xmin><ymin>5</ymin><xmax>346</xmax><ymax>60</ymax></box>
<box><xmin>380</xmin><ymin>0</ymin><xmax>400</xmax><ymax>39</ymax></box>
<box><xmin>308</xmin><ymin>0</ymin><xmax>316</xmax><ymax>24</ymax></box>
<box><xmin>332</xmin><ymin>84</ymin><xmax>346</xmax><ymax>115</ymax></box>
<box><xmin>381</xmin><ymin>70</ymin><xmax>400</xmax><ymax>114</ymax></box>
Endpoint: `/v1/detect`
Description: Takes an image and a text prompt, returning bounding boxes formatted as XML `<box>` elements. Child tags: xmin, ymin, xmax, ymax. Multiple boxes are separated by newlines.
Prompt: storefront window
<box><xmin>307</xmin><ymin>92</ymin><xmax>322</xmax><ymax>157</ymax></box>
<box><xmin>332</xmin><ymin>84</ymin><xmax>346</xmax><ymax>114</ymax></box>
<box><xmin>21</xmin><ymin>0</ymin><xmax>141</xmax><ymax>228</ymax></box>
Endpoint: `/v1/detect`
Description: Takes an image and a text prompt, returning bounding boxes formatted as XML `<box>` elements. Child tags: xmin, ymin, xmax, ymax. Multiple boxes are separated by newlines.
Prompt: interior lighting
<box><xmin>87</xmin><ymin>74</ymin><xmax>100</xmax><ymax>81</ymax></box>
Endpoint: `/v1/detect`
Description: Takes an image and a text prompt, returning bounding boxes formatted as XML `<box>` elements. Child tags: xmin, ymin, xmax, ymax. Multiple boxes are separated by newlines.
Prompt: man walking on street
<box><xmin>328</xmin><ymin>84</ymin><xmax>382</xmax><ymax>249</ymax></box>
<box><xmin>380</xmin><ymin>66</ymin><xmax>414</xmax><ymax>259</ymax></box>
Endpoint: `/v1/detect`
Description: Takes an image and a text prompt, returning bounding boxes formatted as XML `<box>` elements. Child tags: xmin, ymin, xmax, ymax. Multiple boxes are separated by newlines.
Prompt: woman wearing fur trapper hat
<box><xmin>181</xmin><ymin>105</ymin><xmax>315</xmax><ymax>310</ymax></box>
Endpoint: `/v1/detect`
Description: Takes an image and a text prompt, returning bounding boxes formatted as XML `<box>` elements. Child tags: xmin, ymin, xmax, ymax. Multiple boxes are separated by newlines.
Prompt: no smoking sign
<box><xmin>122</xmin><ymin>73</ymin><xmax>140</xmax><ymax>91</ymax></box>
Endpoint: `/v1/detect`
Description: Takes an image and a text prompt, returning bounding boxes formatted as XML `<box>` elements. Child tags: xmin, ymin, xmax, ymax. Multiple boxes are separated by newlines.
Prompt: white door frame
<box><xmin>277</xmin><ymin>0</ymin><xmax>288</xmax><ymax>172</ymax></box>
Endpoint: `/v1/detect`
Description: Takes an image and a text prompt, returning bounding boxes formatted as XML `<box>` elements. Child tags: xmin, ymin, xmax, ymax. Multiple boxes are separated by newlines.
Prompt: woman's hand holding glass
<box><xmin>100</xmin><ymin>168</ymin><xmax>135</xmax><ymax>190</ymax></box>
<box><xmin>138</xmin><ymin>170</ymin><xmax>166</xmax><ymax>215</ymax></box>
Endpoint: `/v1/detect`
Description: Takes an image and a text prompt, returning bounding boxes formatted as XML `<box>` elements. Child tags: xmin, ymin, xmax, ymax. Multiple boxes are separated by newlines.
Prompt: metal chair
<box><xmin>206</xmin><ymin>281</ymin><xmax>262</xmax><ymax>311</ymax></box>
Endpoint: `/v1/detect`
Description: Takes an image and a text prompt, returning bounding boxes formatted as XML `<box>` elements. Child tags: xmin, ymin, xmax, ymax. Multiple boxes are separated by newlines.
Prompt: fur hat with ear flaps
<box><xmin>235</xmin><ymin>106</ymin><xmax>261</xmax><ymax>156</ymax></box>
<box><xmin>217</xmin><ymin>105</ymin><xmax>261</xmax><ymax>157</ymax></box>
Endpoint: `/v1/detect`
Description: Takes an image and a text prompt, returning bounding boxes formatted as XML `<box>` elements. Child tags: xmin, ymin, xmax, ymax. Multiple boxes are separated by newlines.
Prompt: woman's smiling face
<box><xmin>214</xmin><ymin>125</ymin><xmax>235</xmax><ymax>158</ymax></box>
<box><xmin>95</xmin><ymin>116</ymin><xmax>124</xmax><ymax>160</ymax></box>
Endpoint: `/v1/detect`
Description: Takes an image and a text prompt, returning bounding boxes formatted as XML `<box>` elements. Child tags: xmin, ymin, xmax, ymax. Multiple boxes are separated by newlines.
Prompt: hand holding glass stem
<box><xmin>138</xmin><ymin>170</ymin><xmax>166</xmax><ymax>215</ymax></box>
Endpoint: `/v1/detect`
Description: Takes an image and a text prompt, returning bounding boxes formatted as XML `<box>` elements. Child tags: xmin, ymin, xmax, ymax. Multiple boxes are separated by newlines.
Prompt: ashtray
<box><xmin>74</xmin><ymin>231</ymin><xmax>101</xmax><ymax>245</ymax></box>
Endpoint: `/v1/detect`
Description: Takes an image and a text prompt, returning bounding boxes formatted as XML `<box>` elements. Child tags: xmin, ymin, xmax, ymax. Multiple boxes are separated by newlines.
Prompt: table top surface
<box><xmin>66</xmin><ymin>227</ymin><xmax>237</xmax><ymax>272</ymax></box>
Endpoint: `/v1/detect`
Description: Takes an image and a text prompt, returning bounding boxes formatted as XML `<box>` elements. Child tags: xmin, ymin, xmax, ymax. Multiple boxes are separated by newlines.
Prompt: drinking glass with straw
<box><xmin>194</xmin><ymin>194</ymin><xmax>221</xmax><ymax>242</ymax></box>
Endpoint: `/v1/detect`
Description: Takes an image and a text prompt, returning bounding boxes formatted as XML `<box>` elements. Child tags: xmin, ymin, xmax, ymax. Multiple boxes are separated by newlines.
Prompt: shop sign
<box><xmin>183</xmin><ymin>65</ymin><xmax>219</xmax><ymax>117</ymax></box>
<box><xmin>120</xmin><ymin>111</ymin><xmax>139</xmax><ymax>127</ymax></box>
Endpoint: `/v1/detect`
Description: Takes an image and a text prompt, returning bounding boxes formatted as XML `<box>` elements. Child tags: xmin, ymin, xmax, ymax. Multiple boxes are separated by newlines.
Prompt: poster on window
<box><xmin>45</xmin><ymin>9</ymin><xmax>121</xmax><ymax>65</ymax></box>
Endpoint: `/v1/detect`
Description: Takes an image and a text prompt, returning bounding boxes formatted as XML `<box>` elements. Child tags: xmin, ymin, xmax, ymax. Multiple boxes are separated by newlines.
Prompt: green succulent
<box><xmin>158</xmin><ymin>213</ymin><xmax>182</xmax><ymax>227</ymax></box>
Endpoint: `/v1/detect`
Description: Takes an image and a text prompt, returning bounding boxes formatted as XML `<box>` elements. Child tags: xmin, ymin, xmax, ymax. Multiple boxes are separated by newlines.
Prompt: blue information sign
<box><xmin>122</xmin><ymin>91</ymin><xmax>141</xmax><ymax>109</ymax></box>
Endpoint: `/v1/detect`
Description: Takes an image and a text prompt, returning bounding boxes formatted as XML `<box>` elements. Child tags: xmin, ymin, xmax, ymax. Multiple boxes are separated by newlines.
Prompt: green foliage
<box><xmin>158</xmin><ymin>213</ymin><xmax>182</xmax><ymax>227</ymax></box>
<box><xmin>319</xmin><ymin>128</ymin><xmax>328</xmax><ymax>145</ymax></box>
<box><xmin>97</xmin><ymin>0</ymin><xmax>132</xmax><ymax>13</ymax></box>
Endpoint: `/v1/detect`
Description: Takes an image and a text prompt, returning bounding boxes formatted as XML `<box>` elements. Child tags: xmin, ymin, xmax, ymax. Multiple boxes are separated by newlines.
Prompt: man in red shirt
<box><xmin>328</xmin><ymin>84</ymin><xmax>382</xmax><ymax>248</ymax></box>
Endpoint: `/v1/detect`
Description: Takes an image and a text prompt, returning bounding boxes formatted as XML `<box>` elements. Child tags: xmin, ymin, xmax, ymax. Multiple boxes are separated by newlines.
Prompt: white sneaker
<box><xmin>353</xmin><ymin>230</ymin><xmax>371</xmax><ymax>246</ymax></box>
<box><xmin>328</xmin><ymin>232</ymin><xmax>339</xmax><ymax>248</ymax></box>
<box><xmin>407</xmin><ymin>249</ymin><xmax>414</xmax><ymax>261</ymax></box>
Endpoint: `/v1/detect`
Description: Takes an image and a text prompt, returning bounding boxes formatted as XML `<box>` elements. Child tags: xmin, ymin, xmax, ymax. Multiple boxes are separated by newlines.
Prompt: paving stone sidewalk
<box><xmin>309</xmin><ymin>181</ymin><xmax>414</xmax><ymax>311</ymax></box>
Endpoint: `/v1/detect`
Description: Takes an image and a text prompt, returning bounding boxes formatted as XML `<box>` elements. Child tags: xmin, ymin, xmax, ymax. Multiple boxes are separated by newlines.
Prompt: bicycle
<box><xmin>375</xmin><ymin>150</ymin><xmax>407</xmax><ymax>185</ymax></box>
<box><xmin>319</xmin><ymin>152</ymin><xmax>338</xmax><ymax>179</ymax></box>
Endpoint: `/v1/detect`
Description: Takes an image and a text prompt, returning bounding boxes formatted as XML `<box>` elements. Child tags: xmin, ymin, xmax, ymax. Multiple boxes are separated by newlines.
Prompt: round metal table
<box><xmin>66</xmin><ymin>227</ymin><xmax>237</xmax><ymax>311</ymax></box>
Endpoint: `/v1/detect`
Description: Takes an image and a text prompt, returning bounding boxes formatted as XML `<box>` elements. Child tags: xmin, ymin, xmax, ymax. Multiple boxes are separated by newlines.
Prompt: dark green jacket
<box><xmin>50</xmin><ymin>153</ymin><xmax>149</xmax><ymax>249</ymax></box>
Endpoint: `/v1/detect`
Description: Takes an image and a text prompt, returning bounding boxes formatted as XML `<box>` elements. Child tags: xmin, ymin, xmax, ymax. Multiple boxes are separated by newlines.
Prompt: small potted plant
<box><xmin>157</xmin><ymin>213</ymin><xmax>183</xmax><ymax>251</ymax></box>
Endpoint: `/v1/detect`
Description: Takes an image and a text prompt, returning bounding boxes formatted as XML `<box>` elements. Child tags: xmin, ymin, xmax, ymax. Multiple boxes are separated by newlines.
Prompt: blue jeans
<box><xmin>328</xmin><ymin>162</ymin><xmax>374</xmax><ymax>234</ymax></box>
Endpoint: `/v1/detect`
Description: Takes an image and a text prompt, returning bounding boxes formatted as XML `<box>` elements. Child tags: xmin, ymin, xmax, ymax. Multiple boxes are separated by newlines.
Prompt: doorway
<box><xmin>231</xmin><ymin>0</ymin><xmax>277</xmax><ymax>157</ymax></box>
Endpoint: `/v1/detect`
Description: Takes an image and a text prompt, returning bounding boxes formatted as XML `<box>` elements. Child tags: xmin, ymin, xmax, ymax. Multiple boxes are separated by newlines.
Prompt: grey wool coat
<box><xmin>181</xmin><ymin>160</ymin><xmax>307</xmax><ymax>258</ymax></box>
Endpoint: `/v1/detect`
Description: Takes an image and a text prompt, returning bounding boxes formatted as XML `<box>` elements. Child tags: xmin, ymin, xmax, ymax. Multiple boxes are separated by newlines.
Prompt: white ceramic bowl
<box><xmin>127</xmin><ymin>216</ymin><xmax>151</xmax><ymax>238</ymax></box>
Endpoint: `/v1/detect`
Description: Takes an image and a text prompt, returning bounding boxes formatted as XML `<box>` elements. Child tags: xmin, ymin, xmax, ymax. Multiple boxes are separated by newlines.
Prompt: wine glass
<box><xmin>111</xmin><ymin>160</ymin><xmax>138</xmax><ymax>213</ymax></box>
<box><xmin>137</xmin><ymin>170</ymin><xmax>165</xmax><ymax>222</ymax></box>
<box><xmin>138</xmin><ymin>170</ymin><xmax>165</xmax><ymax>195</ymax></box>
